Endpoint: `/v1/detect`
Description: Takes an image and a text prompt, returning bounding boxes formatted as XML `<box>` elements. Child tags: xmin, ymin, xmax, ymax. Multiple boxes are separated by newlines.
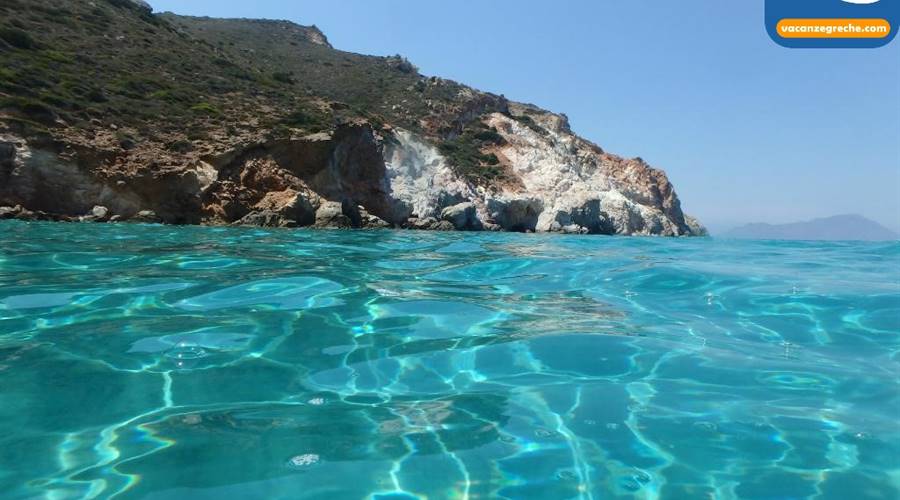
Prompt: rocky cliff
<box><xmin>0</xmin><ymin>0</ymin><xmax>705</xmax><ymax>236</ymax></box>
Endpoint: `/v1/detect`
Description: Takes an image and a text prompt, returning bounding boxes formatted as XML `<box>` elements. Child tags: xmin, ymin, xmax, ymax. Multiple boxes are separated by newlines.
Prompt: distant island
<box><xmin>723</xmin><ymin>214</ymin><xmax>898</xmax><ymax>241</ymax></box>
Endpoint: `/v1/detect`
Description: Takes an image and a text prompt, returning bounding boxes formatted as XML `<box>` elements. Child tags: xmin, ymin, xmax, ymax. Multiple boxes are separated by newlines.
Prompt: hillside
<box><xmin>0</xmin><ymin>0</ymin><xmax>704</xmax><ymax>236</ymax></box>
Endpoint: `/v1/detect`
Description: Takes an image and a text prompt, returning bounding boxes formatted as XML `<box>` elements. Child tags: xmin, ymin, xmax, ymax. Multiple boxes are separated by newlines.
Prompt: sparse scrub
<box><xmin>190</xmin><ymin>102</ymin><xmax>221</xmax><ymax>115</ymax></box>
<box><xmin>0</xmin><ymin>0</ymin><xmax>509</xmax><ymax>177</ymax></box>
<box><xmin>280</xmin><ymin>107</ymin><xmax>332</xmax><ymax>133</ymax></box>
<box><xmin>272</xmin><ymin>71</ymin><xmax>295</xmax><ymax>84</ymax></box>
<box><xmin>0</xmin><ymin>27</ymin><xmax>37</xmax><ymax>49</ymax></box>
<box><xmin>436</xmin><ymin>121</ymin><xmax>512</xmax><ymax>184</ymax></box>
<box><xmin>0</xmin><ymin>96</ymin><xmax>57</xmax><ymax>123</ymax></box>
<box><xmin>512</xmin><ymin>114</ymin><xmax>546</xmax><ymax>135</ymax></box>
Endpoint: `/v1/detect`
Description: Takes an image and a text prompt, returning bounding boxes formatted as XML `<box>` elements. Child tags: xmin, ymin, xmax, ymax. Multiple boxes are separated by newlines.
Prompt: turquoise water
<box><xmin>0</xmin><ymin>221</ymin><xmax>898</xmax><ymax>499</ymax></box>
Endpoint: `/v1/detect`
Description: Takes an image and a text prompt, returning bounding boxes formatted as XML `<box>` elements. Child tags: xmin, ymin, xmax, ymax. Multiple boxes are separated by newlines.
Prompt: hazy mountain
<box><xmin>723</xmin><ymin>215</ymin><xmax>898</xmax><ymax>241</ymax></box>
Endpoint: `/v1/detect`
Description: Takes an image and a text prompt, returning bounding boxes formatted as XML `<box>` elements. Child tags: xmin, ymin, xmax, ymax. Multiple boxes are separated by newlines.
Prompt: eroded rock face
<box><xmin>0</xmin><ymin>134</ymin><xmax>143</xmax><ymax>218</ymax></box>
<box><xmin>376</xmin><ymin>109</ymin><xmax>703</xmax><ymax>236</ymax></box>
<box><xmin>0</xmin><ymin>111</ymin><xmax>703</xmax><ymax>235</ymax></box>
<box><xmin>314</xmin><ymin>201</ymin><xmax>352</xmax><ymax>228</ymax></box>
<box><xmin>235</xmin><ymin>189</ymin><xmax>316</xmax><ymax>228</ymax></box>
<box><xmin>0</xmin><ymin>141</ymin><xmax>15</xmax><ymax>169</ymax></box>
<box><xmin>131</xmin><ymin>210</ymin><xmax>162</xmax><ymax>223</ymax></box>
<box><xmin>381</xmin><ymin>129</ymin><xmax>475</xmax><ymax>222</ymax></box>
<box><xmin>684</xmin><ymin>215</ymin><xmax>708</xmax><ymax>236</ymax></box>
<box><xmin>480</xmin><ymin>109</ymin><xmax>693</xmax><ymax>236</ymax></box>
<box><xmin>441</xmin><ymin>202</ymin><xmax>478</xmax><ymax>230</ymax></box>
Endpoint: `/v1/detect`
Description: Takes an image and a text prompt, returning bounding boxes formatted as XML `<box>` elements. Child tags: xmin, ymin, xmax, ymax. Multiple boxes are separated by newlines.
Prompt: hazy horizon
<box><xmin>149</xmin><ymin>0</ymin><xmax>900</xmax><ymax>233</ymax></box>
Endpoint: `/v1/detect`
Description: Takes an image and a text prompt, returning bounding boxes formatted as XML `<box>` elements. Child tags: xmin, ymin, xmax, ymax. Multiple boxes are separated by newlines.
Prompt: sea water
<box><xmin>0</xmin><ymin>220</ymin><xmax>897</xmax><ymax>499</ymax></box>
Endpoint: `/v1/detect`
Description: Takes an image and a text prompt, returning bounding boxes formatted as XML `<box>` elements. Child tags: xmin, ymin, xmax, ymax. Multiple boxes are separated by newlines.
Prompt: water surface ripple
<box><xmin>0</xmin><ymin>221</ymin><xmax>897</xmax><ymax>499</ymax></box>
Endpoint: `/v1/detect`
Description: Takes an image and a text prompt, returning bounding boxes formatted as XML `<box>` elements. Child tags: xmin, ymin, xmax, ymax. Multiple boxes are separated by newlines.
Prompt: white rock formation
<box><xmin>380</xmin><ymin>107</ymin><xmax>703</xmax><ymax>236</ymax></box>
<box><xmin>382</xmin><ymin>129</ymin><xmax>475</xmax><ymax>220</ymax></box>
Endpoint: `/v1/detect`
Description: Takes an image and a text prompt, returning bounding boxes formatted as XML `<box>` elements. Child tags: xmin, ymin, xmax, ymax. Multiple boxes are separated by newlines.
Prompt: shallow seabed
<box><xmin>0</xmin><ymin>221</ymin><xmax>898</xmax><ymax>499</ymax></box>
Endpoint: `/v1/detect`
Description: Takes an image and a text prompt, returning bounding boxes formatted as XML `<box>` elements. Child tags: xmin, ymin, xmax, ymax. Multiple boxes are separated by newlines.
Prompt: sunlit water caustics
<box><xmin>0</xmin><ymin>221</ymin><xmax>898</xmax><ymax>499</ymax></box>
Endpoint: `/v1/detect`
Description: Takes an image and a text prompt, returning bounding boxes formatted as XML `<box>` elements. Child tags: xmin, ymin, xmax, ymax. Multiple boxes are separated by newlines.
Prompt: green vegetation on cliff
<box><xmin>0</xmin><ymin>0</ymin><xmax>509</xmax><ymax>184</ymax></box>
<box><xmin>0</xmin><ymin>0</ymin><xmax>321</xmax><ymax>140</ymax></box>
<box><xmin>439</xmin><ymin>122</ymin><xmax>510</xmax><ymax>185</ymax></box>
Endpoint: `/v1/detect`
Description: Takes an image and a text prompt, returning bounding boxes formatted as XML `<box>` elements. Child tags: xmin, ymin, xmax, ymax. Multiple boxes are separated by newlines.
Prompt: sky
<box><xmin>148</xmin><ymin>0</ymin><xmax>900</xmax><ymax>233</ymax></box>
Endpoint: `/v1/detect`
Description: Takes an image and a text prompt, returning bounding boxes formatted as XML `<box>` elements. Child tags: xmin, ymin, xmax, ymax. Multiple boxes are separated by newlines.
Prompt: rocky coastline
<box><xmin>0</xmin><ymin>1</ymin><xmax>705</xmax><ymax>236</ymax></box>
<box><xmin>0</xmin><ymin>113</ymin><xmax>705</xmax><ymax>235</ymax></box>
